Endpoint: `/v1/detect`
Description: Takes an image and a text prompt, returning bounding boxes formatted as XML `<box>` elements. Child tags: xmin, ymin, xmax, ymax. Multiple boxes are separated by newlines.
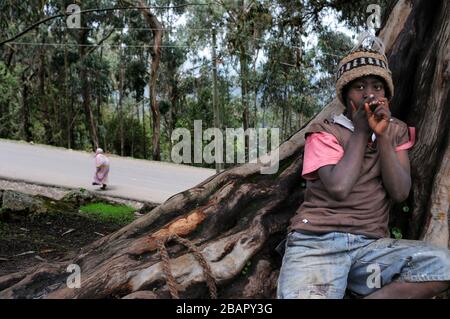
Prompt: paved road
<box><xmin>0</xmin><ymin>139</ymin><xmax>216</xmax><ymax>203</ymax></box>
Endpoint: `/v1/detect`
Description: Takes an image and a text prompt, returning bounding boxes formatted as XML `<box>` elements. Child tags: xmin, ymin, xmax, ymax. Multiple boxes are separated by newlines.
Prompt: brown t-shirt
<box><xmin>289</xmin><ymin>116</ymin><xmax>412</xmax><ymax>239</ymax></box>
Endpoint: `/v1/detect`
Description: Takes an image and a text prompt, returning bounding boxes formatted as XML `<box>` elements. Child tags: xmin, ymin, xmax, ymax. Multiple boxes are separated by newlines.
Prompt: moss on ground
<box><xmin>79</xmin><ymin>202</ymin><xmax>136</xmax><ymax>225</ymax></box>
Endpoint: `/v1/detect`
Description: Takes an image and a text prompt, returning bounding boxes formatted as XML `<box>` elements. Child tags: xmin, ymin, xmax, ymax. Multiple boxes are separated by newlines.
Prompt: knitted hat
<box><xmin>336</xmin><ymin>34</ymin><xmax>394</xmax><ymax>106</ymax></box>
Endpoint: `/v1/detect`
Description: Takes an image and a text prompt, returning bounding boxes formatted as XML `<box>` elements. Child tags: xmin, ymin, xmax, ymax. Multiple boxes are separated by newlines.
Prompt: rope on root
<box><xmin>157</xmin><ymin>234</ymin><xmax>217</xmax><ymax>299</ymax></box>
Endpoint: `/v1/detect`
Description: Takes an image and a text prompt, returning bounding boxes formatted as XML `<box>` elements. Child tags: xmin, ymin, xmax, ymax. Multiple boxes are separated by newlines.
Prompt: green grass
<box><xmin>79</xmin><ymin>202</ymin><xmax>136</xmax><ymax>225</ymax></box>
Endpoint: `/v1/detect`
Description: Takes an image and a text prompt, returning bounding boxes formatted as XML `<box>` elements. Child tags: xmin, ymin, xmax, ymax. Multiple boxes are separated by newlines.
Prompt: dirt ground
<box><xmin>0</xmin><ymin>179</ymin><xmax>149</xmax><ymax>276</ymax></box>
<box><xmin>0</xmin><ymin>209</ymin><xmax>126</xmax><ymax>276</ymax></box>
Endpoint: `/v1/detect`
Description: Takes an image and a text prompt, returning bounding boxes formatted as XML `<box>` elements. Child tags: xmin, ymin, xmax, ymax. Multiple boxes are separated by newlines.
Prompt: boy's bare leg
<box><xmin>364</xmin><ymin>281</ymin><xmax>450</xmax><ymax>299</ymax></box>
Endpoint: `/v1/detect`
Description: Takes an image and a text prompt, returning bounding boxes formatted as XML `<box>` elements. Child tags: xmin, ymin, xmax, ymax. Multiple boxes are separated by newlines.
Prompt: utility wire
<box><xmin>40</xmin><ymin>26</ymin><xmax>219</xmax><ymax>31</ymax></box>
<box><xmin>5</xmin><ymin>41</ymin><xmax>346</xmax><ymax>58</ymax></box>
<box><xmin>7</xmin><ymin>42</ymin><xmax>198</xmax><ymax>48</ymax></box>
<box><xmin>0</xmin><ymin>3</ymin><xmax>213</xmax><ymax>46</ymax></box>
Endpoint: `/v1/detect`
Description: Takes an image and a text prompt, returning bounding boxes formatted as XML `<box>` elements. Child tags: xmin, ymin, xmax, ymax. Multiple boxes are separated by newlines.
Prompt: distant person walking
<box><xmin>92</xmin><ymin>148</ymin><xmax>110</xmax><ymax>190</ymax></box>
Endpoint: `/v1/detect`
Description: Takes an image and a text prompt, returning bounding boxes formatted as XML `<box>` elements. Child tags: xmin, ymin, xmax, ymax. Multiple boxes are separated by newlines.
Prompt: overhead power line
<box><xmin>0</xmin><ymin>3</ymin><xmax>213</xmax><ymax>46</ymax></box>
<box><xmin>41</xmin><ymin>26</ymin><xmax>218</xmax><ymax>31</ymax></box>
<box><xmin>6</xmin><ymin>41</ymin><xmax>345</xmax><ymax>59</ymax></box>
<box><xmin>7</xmin><ymin>42</ymin><xmax>198</xmax><ymax>48</ymax></box>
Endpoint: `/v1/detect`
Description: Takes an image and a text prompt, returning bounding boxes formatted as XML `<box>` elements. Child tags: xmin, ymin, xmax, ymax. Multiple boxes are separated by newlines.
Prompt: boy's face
<box><xmin>345</xmin><ymin>75</ymin><xmax>386</xmax><ymax>114</ymax></box>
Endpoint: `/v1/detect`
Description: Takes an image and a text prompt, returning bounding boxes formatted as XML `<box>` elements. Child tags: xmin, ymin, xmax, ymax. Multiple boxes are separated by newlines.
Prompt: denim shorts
<box><xmin>277</xmin><ymin>231</ymin><xmax>450</xmax><ymax>299</ymax></box>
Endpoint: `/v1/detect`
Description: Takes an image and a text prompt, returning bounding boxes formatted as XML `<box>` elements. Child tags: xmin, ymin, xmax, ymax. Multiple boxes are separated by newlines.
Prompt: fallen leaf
<box><xmin>14</xmin><ymin>251</ymin><xmax>35</xmax><ymax>257</ymax></box>
<box><xmin>62</xmin><ymin>228</ymin><xmax>75</xmax><ymax>236</ymax></box>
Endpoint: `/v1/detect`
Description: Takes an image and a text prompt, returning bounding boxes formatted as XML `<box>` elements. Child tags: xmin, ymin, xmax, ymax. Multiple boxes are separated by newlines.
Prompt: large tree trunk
<box><xmin>1</xmin><ymin>0</ymin><xmax>449</xmax><ymax>299</ymax></box>
<box><xmin>96</xmin><ymin>49</ymin><xmax>104</xmax><ymax>151</ymax></box>
<box><xmin>385</xmin><ymin>0</ymin><xmax>450</xmax><ymax>244</ymax></box>
<box><xmin>119</xmin><ymin>62</ymin><xmax>125</xmax><ymax>156</ymax></box>
<box><xmin>142</xmin><ymin>99</ymin><xmax>147</xmax><ymax>159</ymax></box>
<box><xmin>212</xmin><ymin>28</ymin><xmax>223</xmax><ymax>173</ymax></box>
<box><xmin>39</xmin><ymin>50</ymin><xmax>53</xmax><ymax>145</ymax></box>
<box><xmin>21</xmin><ymin>71</ymin><xmax>33</xmax><ymax>142</ymax></box>
<box><xmin>79</xmin><ymin>29</ymin><xmax>99</xmax><ymax>150</ymax></box>
<box><xmin>133</xmin><ymin>0</ymin><xmax>163</xmax><ymax>161</ymax></box>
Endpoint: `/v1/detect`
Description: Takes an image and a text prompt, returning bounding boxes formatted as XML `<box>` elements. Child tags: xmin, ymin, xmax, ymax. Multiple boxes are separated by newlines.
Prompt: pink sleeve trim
<box><xmin>302</xmin><ymin>132</ymin><xmax>344</xmax><ymax>180</ymax></box>
<box><xmin>396</xmin><ymin>127</ymin><xmax>416</xmax><ymax>151</ymax></box>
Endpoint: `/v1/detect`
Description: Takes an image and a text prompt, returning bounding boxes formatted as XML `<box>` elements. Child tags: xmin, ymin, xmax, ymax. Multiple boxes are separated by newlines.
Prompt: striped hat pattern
<box><xmin>335</xmin><ymin>35</ymin><xmax>394</xmax><ymax>106</ymax></box>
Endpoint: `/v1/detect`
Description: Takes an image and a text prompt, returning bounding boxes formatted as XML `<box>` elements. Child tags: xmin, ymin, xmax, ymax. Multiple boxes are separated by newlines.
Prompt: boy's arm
<box><xmin>367</xmin><ymin>98</ymin><xmax>411</xmax><ymax>202</ymax></box>
<box><xmin>377</xmin><ymin>137</ymin><xmax>411</xmax><ymax>202</ymax></box>
<box><xmin>317</xmin><ymin>99</ymin><xmax>373</xmax><ymax>201</ymax></box>
<box><xmin>318</xmin><ymin>130</ymin><xmax>369</xmax><ymax>201</ymax></box>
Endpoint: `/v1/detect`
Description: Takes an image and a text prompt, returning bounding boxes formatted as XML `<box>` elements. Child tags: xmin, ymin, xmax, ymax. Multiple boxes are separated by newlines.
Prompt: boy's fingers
<box><xmin>372</xmin><ymin>107</ymin><xmax>391</xmax><ymax>123</ymax></box>
<box><xmin>374</xmin><ymin>104</ymin><xmax>390</xmax><ymax>116</ymax></box>
<box><xmin>364</xmin><ymin>102</ymin><xmax>372</xmax><ymax>115</ymax></box>
<box><xmin>380</xmin><ymin>97</ymin><xmax>389</xmax><ymax>109</ymax></box>
<box><xmin>350</xmin><ymin>100</ymin><xmax>357</xmax><ymax>112</ymax></box>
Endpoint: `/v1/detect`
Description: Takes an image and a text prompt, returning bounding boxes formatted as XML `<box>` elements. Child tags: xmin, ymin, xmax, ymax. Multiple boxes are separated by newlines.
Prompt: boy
<box><xmin>277</xmin><ymin>42</ymin><xmax>450</xmax><ymax>299</ymax></box>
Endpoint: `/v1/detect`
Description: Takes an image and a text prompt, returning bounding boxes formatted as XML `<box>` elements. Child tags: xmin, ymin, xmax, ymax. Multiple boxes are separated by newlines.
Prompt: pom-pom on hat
<box><xmin>336</xmin><ymin>33</ymin><xmax>394</xmax><ymax>105</ymax></box>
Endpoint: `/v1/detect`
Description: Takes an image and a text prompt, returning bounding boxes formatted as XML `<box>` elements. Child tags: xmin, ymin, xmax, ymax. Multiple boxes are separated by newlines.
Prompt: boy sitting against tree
<box><xmin>277</xmin><ymin>36</ymin><xmax>450</xmax><ymax>299</ymax></box>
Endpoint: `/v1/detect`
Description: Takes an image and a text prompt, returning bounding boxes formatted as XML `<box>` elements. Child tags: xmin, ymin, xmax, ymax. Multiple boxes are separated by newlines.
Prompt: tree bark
<box><xmin>79</xmin><ymin>29</ymin><xmax>99</xmax><ymax>150</ymax></box>
<box><xmin>385</xmin><ymin>0</ymin><xmax>450</xmax><ymax>240</ymax></box>
<box><xmin>212</xmin><ymin>27</ymin><xmax>223</xmax><ymax>173</ymax></box>
<box><xmin>21</xmin><ymin>69</ymin><xmax>33</xmax><ymax>142</ymax></box>
<box><xmin>133</xmin><ymin>0</ymin><xmax>163</xmax><ymax>161</ymax></box>
<box><xmin>64</xmin><ymin>30</ymin><xmax>70</xmax><ymax>149</ymax></box>
<box><xmin>39</xmin><ymin>50</ymin><xmax>53</xmax><ymax>145</ymax></box>
<box><xmin>96</xmin><ymin>48</ymin><xmax>104</xmax><ymax>150</ymax></box>
<box><xmin>240</xmin><ymin>47</ymin><xmax>250</xmax><ymax>157</ymax></box>
<box><xmin>1</xmin><ymin>0</ymin><xmax>449</xmax><ymax>299</ymax></box>
<box><xmin>168</xmin><ymin>76</ymin><xmax>178</xmax><ymax>152</ymax></box>
<box><xmin>142</xmin><ymin>99</ymin><xmax>147</xmax><ymax>158</ymax></box>
<box><xmin>119</xmin><ymin>62</ymin><xmax>125</xmax><ymax>156</ymax></box>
